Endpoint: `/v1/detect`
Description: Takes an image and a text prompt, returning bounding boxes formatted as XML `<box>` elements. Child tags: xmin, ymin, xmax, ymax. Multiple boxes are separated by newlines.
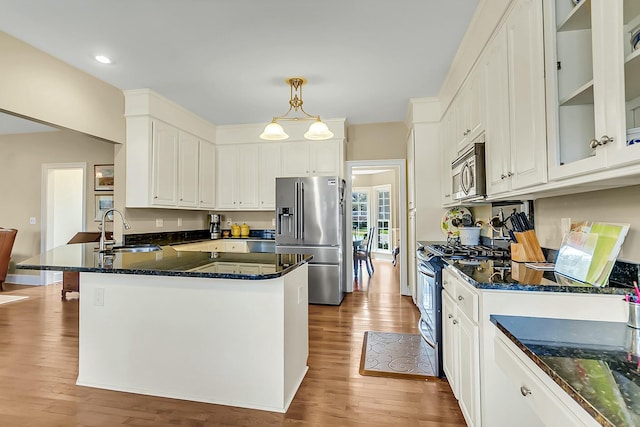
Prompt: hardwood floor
<box><xmin>0</xmin><ymin>262</ymin><xmax>466</xmax><ymax>427</ymax></box>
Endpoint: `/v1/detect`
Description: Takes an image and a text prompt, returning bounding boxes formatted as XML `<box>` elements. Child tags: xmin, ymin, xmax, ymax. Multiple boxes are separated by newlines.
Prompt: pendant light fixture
<box><xmin>260</xmin><ymin>77</ymin><xmax>334</xmax><ymax>141</ymax></box>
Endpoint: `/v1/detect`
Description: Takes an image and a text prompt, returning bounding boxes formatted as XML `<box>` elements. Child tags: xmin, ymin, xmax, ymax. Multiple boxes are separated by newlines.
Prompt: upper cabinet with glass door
<box><xmin>544</xmin><ymin>0</ymin><xmax>640</xmax><ymax>180</ymax></box>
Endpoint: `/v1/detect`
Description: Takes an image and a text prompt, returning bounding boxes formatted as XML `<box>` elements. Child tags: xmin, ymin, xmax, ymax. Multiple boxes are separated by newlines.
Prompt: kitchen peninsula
<box><xmin>17</xmin><ymin>244</ymin><xmax>312</xmax><ymax>413</ymax></box>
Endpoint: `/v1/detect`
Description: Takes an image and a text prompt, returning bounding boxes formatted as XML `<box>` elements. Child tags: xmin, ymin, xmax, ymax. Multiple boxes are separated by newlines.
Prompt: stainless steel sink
<box><xmin>107</xmin><ymin>244</ymin><xmax>162</xmax><ymax>253</ymax></box>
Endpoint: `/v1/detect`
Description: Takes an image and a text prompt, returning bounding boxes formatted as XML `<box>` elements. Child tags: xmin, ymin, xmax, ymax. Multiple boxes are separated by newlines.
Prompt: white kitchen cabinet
<box><xmin>442</xmin><ymin>290</ymin><xmax>458</xmax><ymax>396</ymax></box>
<box><xmin>485</xmin><ymin>0</ymin><xmax>548</xmax><ymax>196</ymax></box>
<box><xmin>544</xmin><ymin>0</ymin><xmax>640</xmax><ymax>180</ymax></box>
<box><xmin>223</xmin><ymin>240</ymin><xmax>248</xmax><ymax>253</ymax></box>
<box><xmin>456</xmin><ymin>66</ymin><xmax>485</xmax><ymax>153</ymax></box>
<box><xmin>172</xmin><ymin>240</ymin><xmax>248</xmax><ymax>253</ymax></box>
<box><xmin>407</xmin><ymin>128</ymin><xmax>416</xmax><ymax>210</ymax></box>
<box><xmin>151</xmin><ymin>120</ymin><xmax>179</xmax><ymax>206</ymax></box>
<box><xmin>442</xmin><ymin>269</ymin><xmax>481</xmax><ymax>427</ymax></box>
<box><xmin>198</xmin><ymin>139</ymin><xmax>216</xmax><ymax>209</ymax></box>
<box><xmin>441</xmin><ymin>108</ymin><xmax>456</xmax><ymax>206</ymax></box>
<box><xmin>281</xmin><ymin>140</ymin><xmax>342</xmax><ymax>177</ymax></box>
<box><xmin>125</xmin><ymin>116</ymin><xmax>215</xmax><ymax>210</ymax></box>
<box><xmin>259</xmin><ymin>143</ymin><xmax>280</xmax><ymax>209</ymax></box>
<box><xmin>216</xmin><ymin>145</ymin><xmax>259</xmax><ymax>209</ymax></box>
<box><xmin>177</xmin><ymin>131</ymin><xmax>199</xmax><ymax>208</ymax></box>
<box><xmin>124</xmin><ymin>90</ymin><xmax>217</xmax><ymax>210</ymax></box>
<box><xmin>494</xmin><ymin>332</ymin><xmax>599</xmax><ymax>427</ymax></box>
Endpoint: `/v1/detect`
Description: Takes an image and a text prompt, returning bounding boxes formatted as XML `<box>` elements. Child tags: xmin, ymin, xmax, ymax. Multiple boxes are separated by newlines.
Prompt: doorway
<box><xmin>41</xmin><ymin>163</ymin><xmax>86</xmax><ymax>284</ymax></box>
<box><xmin>345</xmin><ymin>160</ymin><xmax>408</xmax><ymax>296</ymax></box>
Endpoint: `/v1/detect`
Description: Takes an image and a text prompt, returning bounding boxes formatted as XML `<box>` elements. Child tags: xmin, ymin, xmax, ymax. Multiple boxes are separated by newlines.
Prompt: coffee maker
<box><xmin>209</xmin><ymin>214</ymin><xmax>222</xmax><ymax>239</ymax></box>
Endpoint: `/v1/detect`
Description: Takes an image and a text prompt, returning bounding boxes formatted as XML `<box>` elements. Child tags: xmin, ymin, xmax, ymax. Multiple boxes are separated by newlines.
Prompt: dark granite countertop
<box><xmin>444</xmin><ymin>259</ymin><xmax>629</xmax><ymax>296</ymax></box>
<box><xmin>417</xmin><ymin>240</ymin><xmax>631</xmax><ymax>295</ymax></box>
<box><xmin>491</xmin><ymin>315</ymin><xmax>640</xmax><ymax>427</ymax></box>
<box><xmin>16</xmin><ymin>243</ymin><xmax>310</xmax><ymax>280</ymax></box>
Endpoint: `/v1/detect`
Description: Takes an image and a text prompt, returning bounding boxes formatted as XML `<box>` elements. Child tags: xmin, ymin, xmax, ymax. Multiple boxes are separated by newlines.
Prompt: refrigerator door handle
<box><xmin>294</xmin><ymin>181</ymin><xmax>299</xmax><ymax>240</ymax></box>
<box><xmin>300</xmin><ymin>182</ymin><xmax>305</xmax><ymax>241</ymax></box>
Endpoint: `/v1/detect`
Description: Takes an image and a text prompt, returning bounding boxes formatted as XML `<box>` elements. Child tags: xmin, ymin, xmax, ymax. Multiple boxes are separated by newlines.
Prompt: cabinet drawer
<box><xmin>442</xmin><ymin>273</ymin><xmax>457</xmax><ymax>299</ymax></box>
<box><xmin>454</xmin><ymin>280</ymin><xmax>478</xmax><ymax>323</ymax></box>
<box><xmin>494</xmin><ymin>334</ymin><xmax>596</xmax><ymax>427</ymax></box>
<box><xmin>223</xmin><ymin>241</ymin><xmax>248</xmax><ymax>253</ymax></box>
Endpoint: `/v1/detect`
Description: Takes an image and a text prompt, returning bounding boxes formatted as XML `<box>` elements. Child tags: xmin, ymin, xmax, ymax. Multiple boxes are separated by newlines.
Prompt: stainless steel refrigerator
<box><xmin>275</xmin><ymin>176</ymin><xmax>346</xmax><ymax>305</ymax></box>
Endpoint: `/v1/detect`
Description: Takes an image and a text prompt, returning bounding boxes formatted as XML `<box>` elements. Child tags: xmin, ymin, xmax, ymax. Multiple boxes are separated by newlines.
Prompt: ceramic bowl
<box><xmin>627</xmin><ymin>127</ymin><xmax>640</xmax><ymax>146</ymax></box>
<box><xmin>632</xmin><ymin>28</ymin><xmax>640</xmax><ymax>51</ymax></box>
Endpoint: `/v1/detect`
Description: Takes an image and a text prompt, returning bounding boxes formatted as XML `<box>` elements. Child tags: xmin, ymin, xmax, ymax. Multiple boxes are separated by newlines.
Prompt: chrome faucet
<box><xmin>99</xmin><ymin>208</ymin><xmax>131</xmax><ymax>252</ymax></box>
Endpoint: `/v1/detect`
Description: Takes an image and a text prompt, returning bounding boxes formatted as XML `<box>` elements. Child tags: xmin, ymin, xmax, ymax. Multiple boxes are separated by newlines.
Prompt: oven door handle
<box><xmin>418</xmin><ymin>319</ymin><xmax>436</xmax><ymax>349</ymax></box>
<box><xmin>418</xmin><ymin>266</ymin><xmax>435</xmax><ymax>278</ymax></box>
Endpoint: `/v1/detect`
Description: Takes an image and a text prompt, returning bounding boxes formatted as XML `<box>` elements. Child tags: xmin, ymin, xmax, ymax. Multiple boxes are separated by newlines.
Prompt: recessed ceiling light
<box><xmin>94</xmin><ymin>55</ymin><xmax>112</xmax><ymax>64</ymax></box>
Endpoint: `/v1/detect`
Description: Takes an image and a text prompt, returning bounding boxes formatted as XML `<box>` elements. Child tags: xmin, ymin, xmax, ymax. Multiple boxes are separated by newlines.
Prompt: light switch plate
<box><xmin>29</xmin><ymin>217</ymin><xmax>36</xmax><ymax>225</ymax></box>
<box><xmin>156</xmin><ymin>218</ymin><xmax>164</xmax><ymax>228</ymax></box>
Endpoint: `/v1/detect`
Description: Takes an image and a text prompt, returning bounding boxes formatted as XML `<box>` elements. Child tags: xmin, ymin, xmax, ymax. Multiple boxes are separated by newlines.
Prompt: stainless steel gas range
<box><xmin>415</xmin><ymin>240</ymin><xmax>511</xmax><ymax>377</ymax></box>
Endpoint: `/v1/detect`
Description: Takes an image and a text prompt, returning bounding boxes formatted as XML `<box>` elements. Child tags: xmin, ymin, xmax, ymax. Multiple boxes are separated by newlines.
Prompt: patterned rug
<box><xmin>359</xmin><ymin>331</ymin><xmax>437</xmax><ymax>380</ymax></box>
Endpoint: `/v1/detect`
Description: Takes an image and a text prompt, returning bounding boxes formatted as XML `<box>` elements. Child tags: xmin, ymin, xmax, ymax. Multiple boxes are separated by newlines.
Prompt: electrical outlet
<box><xmin>29</xmin><ymin>217</ymin><xmax>36</xmax><ymax>225</ymax></box>
<box><xmin>226</xmin><ymin>219</ymin><xmax>232</xmax><ymax>226</ymax></box>
<box><xmin>94</xmin><ymin>288</ymin><xmax>105</xmax><ymax>306</ymax></box>
<box><xmin>177</xmin><ymin>217</ymin><xmax>182</xmax><ymax>227</ymax></box>
<box><xmin>156</xmin><ymin>218</ymin><xmax>164</xmax><ymax>228</ymax></box>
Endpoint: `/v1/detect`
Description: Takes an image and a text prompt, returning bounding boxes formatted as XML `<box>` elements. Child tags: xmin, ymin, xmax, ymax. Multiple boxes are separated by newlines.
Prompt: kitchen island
<box><xmin>17</xmin><ymin>244</ymin><xmax>312</xmax><ymax>413</ymax></box>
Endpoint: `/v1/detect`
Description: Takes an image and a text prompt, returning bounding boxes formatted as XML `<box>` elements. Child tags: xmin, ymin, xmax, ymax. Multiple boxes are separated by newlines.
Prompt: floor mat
<box><xmin>359</xmin><ymin>331</ymin><xmax>437</xmax><ymax>380</ymax></box>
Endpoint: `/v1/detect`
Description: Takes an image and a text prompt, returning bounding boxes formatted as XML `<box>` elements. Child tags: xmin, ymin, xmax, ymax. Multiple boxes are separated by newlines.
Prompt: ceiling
<box><xmin>0</xmin><ymin>0</ymin><xmax>479</xmax><ymax>130</ymax></box>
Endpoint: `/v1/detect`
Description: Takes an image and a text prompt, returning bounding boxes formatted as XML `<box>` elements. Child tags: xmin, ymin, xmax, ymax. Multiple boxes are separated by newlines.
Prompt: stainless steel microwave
<box><xmin>452</xmin><ymin>137</ymin><xmax>486</xmax><ymax>202</ymax></box>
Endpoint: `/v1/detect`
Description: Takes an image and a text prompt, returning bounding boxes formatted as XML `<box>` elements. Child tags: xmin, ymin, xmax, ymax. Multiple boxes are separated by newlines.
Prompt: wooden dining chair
<box><xmin>0</xmin><ymin>228</ymin><xmax>18</xmax><ymax>292</ymax></box>
<box><xmin>355</xmin><ymin>227</ymin><xmax>375</xmax><ymax>277</ymax></box>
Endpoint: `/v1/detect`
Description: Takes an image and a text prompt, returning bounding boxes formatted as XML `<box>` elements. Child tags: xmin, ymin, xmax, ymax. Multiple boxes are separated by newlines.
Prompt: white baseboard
<box><xmin>6</xmin><ymin>272</ymin><xmax>60</xmax><ymax>286</ymax></box>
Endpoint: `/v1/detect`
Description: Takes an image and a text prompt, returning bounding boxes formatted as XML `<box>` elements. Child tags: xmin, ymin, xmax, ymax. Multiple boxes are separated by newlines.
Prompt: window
<box><xmin>351</xmin><ymin>189</ymin><xmax>369</xmax><ymax>239</ymax></box>
<box><xmin>375</xmin><ymin>186</ymin><xmax>391</xmax><ymax>252</ymax></box>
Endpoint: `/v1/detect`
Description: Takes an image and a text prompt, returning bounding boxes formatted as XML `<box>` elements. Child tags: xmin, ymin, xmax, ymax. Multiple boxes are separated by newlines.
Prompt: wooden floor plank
<box><xmin>0</xmin><ymin>259</ymin><xmax>466</xmax><ymax>426</ymax></box>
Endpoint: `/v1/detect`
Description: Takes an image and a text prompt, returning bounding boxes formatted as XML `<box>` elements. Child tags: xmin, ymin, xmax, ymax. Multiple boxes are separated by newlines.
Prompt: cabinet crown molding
<box><xmin>124</xmin><ymin>89</ymin><xmax>216</xmax><ymax>142</ymax></box>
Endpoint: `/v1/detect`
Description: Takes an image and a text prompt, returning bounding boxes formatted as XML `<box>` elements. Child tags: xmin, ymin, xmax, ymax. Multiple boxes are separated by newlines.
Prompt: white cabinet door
<box><xmin>441</xmin><ymin>109</ymin><xmax>456</xmax><ymax>205</ymax></box>
<box><xmin>507</xmin><ymin>0</ymin><xmax>548</xmax><ymax>190</ymax></box>
<box><xmin>151</xmin><ymin>120</ymin><xmax>179</xmax><ymax>206</ymax></box>
<box><xmin>311</xmin><ymin>140</ymin><xmax>340</xmax><ymax>176</ymax></box>
<box><xmin>544</xmin><ymin>0</ymin><xmax>640</xmax><ymax>179</ymax></box>
<box><xmin>442</xmin><ymin>290</ymin><xmax>458</xmax><ymax>398</ymax></box>
<box><xmin>281</xmin><ymin>140</ymin><xmax>341</xmax><ymax>177</ymax></box>
<box><xmin>216</xmin><ymin>145</ymin><xmax>239</xmax><ymax>209</ymax></box>
<box><xmin>457</xmin><ymin>310</ymin><xmax>481</xmax><ymax>427</ymax></box>
<box><xmin>237</xmin><ymin>145</ymin><xmax>259</xmax><ymax>209</ymax></box>
<box><xmin>259</xmin><ymin>143</ymin><xmax>280</xmax><ymax>209</ymax></box>
<box><xmin>456</xmin><ymin>68</ymin><xmax>486</xmax><ymax>153</ymax></box>
<box><xmin>198</xmin><ymin>140</ymin><xmax>216</xmax><ymax>209</ymax></box>
<box><xmin>407</xmin><ymin>128</ymin><xmax>416</xmax><ymax>210</ymax></box>
<box><xmin>484</xmin><ymin>25</ymin><xmax>512</xmax><ymax>196</ymax></box>
<box><xmin>485</xmin><ymin>0</ymin><xmax>547</xmax><ymax>196</ymax></box>
<box><xmin>281</xmin><ymin>142</ymin><xmax>310</xmax><ymax>176</ymax></box>
<box><xmin>177</xmin><ymin>132</ymin><xmax>199</xmax><ymax>208</ymax></box>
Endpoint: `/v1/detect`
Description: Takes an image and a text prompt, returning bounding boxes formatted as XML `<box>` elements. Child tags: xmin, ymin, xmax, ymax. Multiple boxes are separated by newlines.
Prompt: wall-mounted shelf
<box><xmin>558</xmin><ymin>0</ymin><xmax>591</xmax><ymax>32</ymax></box>
<box><xmin>625</xmin><ymin>49</ymin><xmax>640</xmax><ymax>101</ymax></box>
<box><xmin>559</xmin><ymin>80</ymin><xmax>594</xmax><ymax>106</ymax></box>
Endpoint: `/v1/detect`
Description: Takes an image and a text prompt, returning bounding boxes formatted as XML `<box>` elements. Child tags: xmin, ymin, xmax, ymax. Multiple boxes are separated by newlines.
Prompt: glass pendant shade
<box><xmin>260</xmin><ymin>122</ymin><xmax>289</xmax><ymax>140</ymax></box>
<box><xmin>304</xmin><ymin>120</ymin><xmax>334</xmax><ymax>140</ymax></box>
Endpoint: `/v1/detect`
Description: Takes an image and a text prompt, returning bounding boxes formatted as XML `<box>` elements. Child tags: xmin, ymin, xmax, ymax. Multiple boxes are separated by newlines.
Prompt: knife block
<box><xmin>510</xmin><ymin>231</ymin><xmax>545</xmax><ymax>262</ymax></box>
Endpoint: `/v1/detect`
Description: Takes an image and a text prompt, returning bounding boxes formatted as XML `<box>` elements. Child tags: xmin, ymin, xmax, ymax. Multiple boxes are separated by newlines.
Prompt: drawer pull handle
<box><xmin>458</xmin><ymin>295</ymin><xmax>464</xmax><ymax>301</ymax></box>
<box><xmin>452</xmin><ymin>319</ymin><xmax>458</xmax><ymax>325</ymax></box>
<box><xmin>448</xmin><ymin>314</ymin><xmax>453</xmax><ymax>319</ymax></box>
<box><xmin>520</xmin><ymin>386</ymin><xmax>531</xmax><ymax>397</ymax></box>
